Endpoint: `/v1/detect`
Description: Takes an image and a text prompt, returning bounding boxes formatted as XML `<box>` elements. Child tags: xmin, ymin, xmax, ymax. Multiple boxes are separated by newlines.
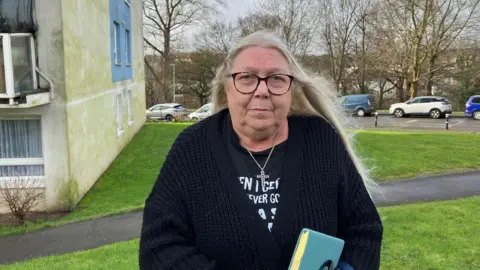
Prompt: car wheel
<box><xmin>394</xmin><ymin>108</ymin><xmax>404</xmax><ymax>118</ymax></box>
<box><xmin>474</xmin><ymin>111</ymin><xmax>480</xmax><ymax>120</ymax></box>
<box><xmin>165</xmin><ymin>115</ymin><xmax>174</xmax><ymax>122</ymax></box>
<box><xmin>356</xmin><ymin>109</ymin><xmax>366</xmax><ymax>117</ymax></box>
<box><xmin>430</xmin><ymin>109</ymin><xmax>441</xmax><ymax>119</ymax></box>
<box><xmin>192</xmin><ymin>117</ymin><xmax>198</xmax><ymax>121</ymax></box>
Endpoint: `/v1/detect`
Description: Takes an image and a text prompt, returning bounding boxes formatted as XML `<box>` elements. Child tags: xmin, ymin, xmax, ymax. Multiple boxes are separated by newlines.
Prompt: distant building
<box><xmin>0</xmin><ymin>0</ymin><xmax>146</xmax><ymax>212</ymax></box>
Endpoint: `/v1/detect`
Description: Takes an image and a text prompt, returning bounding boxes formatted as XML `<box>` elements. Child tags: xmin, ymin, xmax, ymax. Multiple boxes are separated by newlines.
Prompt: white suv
<box><xmin>390</xmin><ymin>96</ymin><xmax>453</xmax><ymax>119</ymax></box>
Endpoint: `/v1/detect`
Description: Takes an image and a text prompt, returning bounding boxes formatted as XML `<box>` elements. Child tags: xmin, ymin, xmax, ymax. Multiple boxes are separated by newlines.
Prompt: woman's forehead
<box><xmin>232</xmin><ymin>47</ymin><xmax>290</xmax><ymax>72</ymax></box>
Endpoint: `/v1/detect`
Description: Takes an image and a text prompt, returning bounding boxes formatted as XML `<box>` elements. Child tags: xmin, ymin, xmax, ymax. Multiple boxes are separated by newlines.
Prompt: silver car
<box><xmin>146</xmin><ymin>103</ymin><xmax>187</xmax><ymax>122</ymax></box>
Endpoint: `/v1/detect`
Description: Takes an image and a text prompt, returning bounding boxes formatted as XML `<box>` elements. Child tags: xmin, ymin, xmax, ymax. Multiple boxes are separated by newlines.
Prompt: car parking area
<box><xmin>352</xmin><ymin>115</ymin><xmax>480</xmax><ymax>132</ymax></box>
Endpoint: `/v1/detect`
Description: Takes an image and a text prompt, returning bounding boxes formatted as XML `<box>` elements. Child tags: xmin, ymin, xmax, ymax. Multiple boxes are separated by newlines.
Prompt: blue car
<box><xmin>465</xmin><ymin>95</ymin><xmax>480</xmax><ymax>120</ymax></box>
<box><xmin>339</xmin><ymin>94</ymin><xmax>376</xmax><ymax>117</ymax></box>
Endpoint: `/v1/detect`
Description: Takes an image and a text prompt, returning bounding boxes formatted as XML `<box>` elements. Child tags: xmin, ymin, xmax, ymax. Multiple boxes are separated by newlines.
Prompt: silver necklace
<box><xmin>241</xmin><ymin>130</ymin><xmax>281</xmax><ymax>190</ymax></box>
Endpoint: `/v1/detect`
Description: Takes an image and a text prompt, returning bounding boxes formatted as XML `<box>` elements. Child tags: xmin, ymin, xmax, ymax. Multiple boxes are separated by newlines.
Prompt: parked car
<box><xmin>188</xmin><ymin>103</ymin><xmax>212</xmax><ymax>121</ymax></box>
<box><xmin>465</xmin><ymin>95</ymin><xmax>480</xmax><ymax>120</ymax></box>
<box><xmin>338</xmin><ymin>94</ymin><xmax>376</xmax><ymax>117</ymax></box>
<box><xmin>146</xmin><ymin>103</ymin><xmax>187</xmax><ymax>121</ymax></box>
<box><xmin>389</xmin><ymin>96</ymin><xmax>452</xmax><ymax>119</ymax></box>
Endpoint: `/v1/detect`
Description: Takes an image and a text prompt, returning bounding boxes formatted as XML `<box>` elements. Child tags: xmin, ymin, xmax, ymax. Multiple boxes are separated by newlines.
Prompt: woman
<box><xmin>139</xmin><ymin>31</ymin><xmax>383</xmax><ymax>270</ymax></box>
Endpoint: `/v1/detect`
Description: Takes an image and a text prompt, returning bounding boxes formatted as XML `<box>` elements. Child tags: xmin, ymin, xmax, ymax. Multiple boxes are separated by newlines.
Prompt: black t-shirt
<box><xmin>224</xmin><ymin>115</ymin><xmax>287</xmax><ymax>232</ymax></box>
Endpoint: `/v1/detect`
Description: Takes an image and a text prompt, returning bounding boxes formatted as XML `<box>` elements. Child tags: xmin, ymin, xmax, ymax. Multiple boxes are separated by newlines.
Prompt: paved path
<box><xmin>371</xmin><ymin>170</ymin><xmax>480</xmax><ymax>206</ymax></box>
<box><xmin>0</xmin><ymin>171</ymin><xmax>479</xmax><ymax>265</ymax></box>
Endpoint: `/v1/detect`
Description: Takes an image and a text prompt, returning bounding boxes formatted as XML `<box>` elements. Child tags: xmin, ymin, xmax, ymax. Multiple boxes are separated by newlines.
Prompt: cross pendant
<box><xmin>257</xmin><ymin>170</ymin><xmax>269</xmax><ymax>182</ymax></box>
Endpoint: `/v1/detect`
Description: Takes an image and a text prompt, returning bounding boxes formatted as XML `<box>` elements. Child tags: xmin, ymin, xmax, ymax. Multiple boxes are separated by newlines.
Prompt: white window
<box><xmin>0</xmin><ymin>118</ymin><xmax>44</xmax><ymax>186</ymax></box>
<box><xmin>0</xmin><ymin>34</ymin><xmax>38</xmax><ymax>100</ymax></box>
<box><xmin>125</xmin><ymin>29</ymin><xmax>131</xmax><ymax>66</ymax></box>
<box><xmin>116</xmin><ymin>94</ymin><xmax>124</xmax><ymax>136</ymax></box>
<box><xmin>113</xmin><ymin>22</ymin><xmax>120</xmax><ymax>65</ymax></box>
<box><xmin>126</xmin><ymin>90</ymin><xmax>133</xmax><ymax>125</ymax></box>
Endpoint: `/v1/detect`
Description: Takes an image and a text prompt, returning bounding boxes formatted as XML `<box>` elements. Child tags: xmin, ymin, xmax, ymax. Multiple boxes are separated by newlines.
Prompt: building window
<box><xmin>125</xmin><ymin>29</ymin><xmax>131</xmax><ymax>66</ymax></box>
<box><xmin>110</xmin><ymin>0</ymin><xmax>132</xmax><ymax>82</ymax></box>
<box><xmin>126</xmin><ymin>90</ymin><xmax>133</xmax><ymax>125</ymax></box>
<box><xmin>0</xmin><ymin>34</ymin><xmax>38</xmax><ymax>100</ymax></box>
<box><xmin>116</xmin><ymin>94</ymin><xmax>124</xmax><ymax>136</ymax></box>
<box><xmin>113</xmin><ymin>21</ymin><xmax>121</xmax><ymax>65</ymax></box>
<box><xmin>0</xmin><ymin>119</ymin><xmax>44</xmax><ymax>184</ymax></box>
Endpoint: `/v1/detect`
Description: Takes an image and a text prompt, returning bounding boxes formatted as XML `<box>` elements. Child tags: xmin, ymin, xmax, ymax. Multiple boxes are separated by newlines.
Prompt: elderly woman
<box><xmin>139</xmin><ymin>31</ymin><xmax>383</xmax><ymax>270</ymax></box>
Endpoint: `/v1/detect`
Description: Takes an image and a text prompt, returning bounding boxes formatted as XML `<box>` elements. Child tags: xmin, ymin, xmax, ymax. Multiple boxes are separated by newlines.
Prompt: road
<box><xmin>351</xmin><ymin>114</ymin><xmax>480</xmax><ymax>132</ymax></box>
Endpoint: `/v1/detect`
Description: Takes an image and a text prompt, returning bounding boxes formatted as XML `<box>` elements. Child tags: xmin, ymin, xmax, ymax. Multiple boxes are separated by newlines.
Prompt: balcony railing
<box><xmin>0</xmin><ymin>33</ymin><xmax>52</xmax><ymax>108</ymax></box>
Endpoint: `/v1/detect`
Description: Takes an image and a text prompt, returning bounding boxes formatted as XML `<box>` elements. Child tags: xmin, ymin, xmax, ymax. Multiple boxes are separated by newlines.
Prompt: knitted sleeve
<box><xmin>333</xmin><ymin>129</ymin><xmax>384</xmax><ymax>270</ymax></box>
<box><xmin>139</xmin><ymin>128</ymin><xmax>219</xmax><ymax>270</ymax></box>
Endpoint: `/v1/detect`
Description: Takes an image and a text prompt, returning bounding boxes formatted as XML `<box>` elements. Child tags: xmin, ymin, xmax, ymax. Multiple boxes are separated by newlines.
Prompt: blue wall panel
<box><xmin>109</xmin><ymin>0</ymin><xmax>132</xmax><ymax>82</ymax></box>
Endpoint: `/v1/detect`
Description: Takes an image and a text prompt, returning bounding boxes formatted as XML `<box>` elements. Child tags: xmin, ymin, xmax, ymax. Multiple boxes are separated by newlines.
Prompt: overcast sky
<box><xmin>221</xmin><ymin>0</ymin><xmax>256</xmax><ymax>22</ymax></box>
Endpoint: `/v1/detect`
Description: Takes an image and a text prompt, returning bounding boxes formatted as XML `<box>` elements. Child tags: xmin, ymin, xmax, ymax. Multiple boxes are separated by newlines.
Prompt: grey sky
<box><xmin>221</xmin><ymin>0</ymin><xmax>255</xmax><ymax>22</ymax></box>
<box><xmin>180</xmin><ymin>0</ymin><xmax>255</xmax><ymax>49</ymax></box>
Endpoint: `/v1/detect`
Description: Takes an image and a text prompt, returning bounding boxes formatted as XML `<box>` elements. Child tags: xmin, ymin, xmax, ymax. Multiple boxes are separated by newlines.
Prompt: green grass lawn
<box><xmin>1</xmin><ymin>124</ymin><xmax>479</xmax><ymax>237</ymax></box>
<box><xmin>354</xmin><ymin>130</ymin><xmax>480</xmax><ymax>181</ymax></box>
<box><xmin>3</xmin><ymin>196</ymin><xmax>478</xmax><ymax>270</ymax></box>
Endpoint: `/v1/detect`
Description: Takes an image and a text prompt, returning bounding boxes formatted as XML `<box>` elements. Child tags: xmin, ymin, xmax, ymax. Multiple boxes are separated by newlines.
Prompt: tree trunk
<box><xmin>424</xmin><ymin>54</ymin><xmax>437</xmax><ymax>96</ymax></box>
<box><xmin>378</xmin><ymin>90</ymin><xmax>384</xmax><ymax>109</ymax></box>
<box><xmin>398</xmin><ymin>78</ymin><xmax>406</xmax><ymax>102</ymax></box>
<box><xmin>163</xmin><ymin>32</ymin><xmax>171</xmax><ymax>102</ymax></box>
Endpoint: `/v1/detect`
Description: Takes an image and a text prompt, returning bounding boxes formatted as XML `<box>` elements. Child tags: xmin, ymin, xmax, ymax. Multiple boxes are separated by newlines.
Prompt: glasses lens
<box><xmin>267</xmin><ymin>74</ymin><xmax>291</xmax><ymax>94</ymax></box>
<box><xmin>233</xmin><ymin>73</ymin><xmax>292</xmax><ymax>94</ymax></box>
<box><xmin>234</xmin><ymin>73</ymin><xmax>258</xmax><ymax>93</ymax></box>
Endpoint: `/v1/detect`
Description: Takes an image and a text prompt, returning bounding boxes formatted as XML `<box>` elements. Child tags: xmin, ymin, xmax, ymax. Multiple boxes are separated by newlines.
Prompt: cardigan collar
<box><xmin>208</xmin><ymin>109</ymin><xmax>305</xmax><ymax>265</ymax></box>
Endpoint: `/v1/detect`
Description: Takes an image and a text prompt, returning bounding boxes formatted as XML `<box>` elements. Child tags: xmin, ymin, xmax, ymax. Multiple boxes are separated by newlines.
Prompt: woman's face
<box><xmin>226</xmin><ymin>46</ymin><xmax>293</xmax><ymax>134</ymax></box>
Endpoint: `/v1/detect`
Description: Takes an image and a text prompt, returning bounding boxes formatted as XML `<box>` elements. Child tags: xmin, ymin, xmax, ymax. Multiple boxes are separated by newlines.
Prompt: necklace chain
<box><xmin>241</xmin><ymin>131</ymin><xmax>281</xmax><ymax>189</ymax></box>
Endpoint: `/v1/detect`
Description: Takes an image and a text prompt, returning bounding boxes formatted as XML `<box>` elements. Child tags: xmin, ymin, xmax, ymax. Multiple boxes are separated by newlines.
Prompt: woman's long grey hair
<box><xmin>210</xmin><ymin>30</ymin><xmax>378</xmax><ymax>196</ymax></box>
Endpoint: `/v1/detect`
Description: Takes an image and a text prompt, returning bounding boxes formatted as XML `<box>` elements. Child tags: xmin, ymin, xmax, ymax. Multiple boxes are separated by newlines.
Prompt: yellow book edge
<box><xmin>290</xmin><ymin>230</ymin><xmax>309</xmax><ymax>270</ymax></box>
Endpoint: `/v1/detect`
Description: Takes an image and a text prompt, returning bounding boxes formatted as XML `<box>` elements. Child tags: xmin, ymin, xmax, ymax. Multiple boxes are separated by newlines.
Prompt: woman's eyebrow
<box><xmin>240</xmin><ymin>67</ymin><xmax>290</xmax><ymax>74</ymax></box>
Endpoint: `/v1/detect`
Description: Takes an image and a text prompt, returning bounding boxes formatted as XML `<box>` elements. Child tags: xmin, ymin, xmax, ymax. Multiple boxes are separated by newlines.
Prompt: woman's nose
<box><xmin>254</xmin><ymin>80</ymin><xmax>270</xmax><ymax>97</ymax></box>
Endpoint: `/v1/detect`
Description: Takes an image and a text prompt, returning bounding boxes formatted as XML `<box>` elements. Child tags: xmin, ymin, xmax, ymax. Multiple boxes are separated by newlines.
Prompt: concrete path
<box><xmin>372</xmin><ymin>170</ymin><xmax>480</xmax><ymax>206</ymax></box>
<box><xmin>0</xmin><ymin>171</ymin><xmax>479</xmax><ymax>265</ymax></box>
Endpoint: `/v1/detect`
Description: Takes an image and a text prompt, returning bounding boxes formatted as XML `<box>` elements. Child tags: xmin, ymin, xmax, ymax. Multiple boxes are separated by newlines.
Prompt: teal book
<box><xmin>288</xmin><ymin>228</ymin><xmax>345</xmax><ymax>270</ymax></box>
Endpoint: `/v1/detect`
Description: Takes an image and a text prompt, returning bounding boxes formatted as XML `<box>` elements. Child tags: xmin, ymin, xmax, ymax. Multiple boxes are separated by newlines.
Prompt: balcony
<box><xmin>0</xmin><ymin>33</ymin><xmax>52</xmax><ymax>108</ymax></box>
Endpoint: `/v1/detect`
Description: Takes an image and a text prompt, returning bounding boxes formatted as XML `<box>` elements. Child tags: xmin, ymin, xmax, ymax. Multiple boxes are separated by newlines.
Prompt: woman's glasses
<box><xmin>230</xmin><ymin>72</ymin><xmax>294</xmax><ymax>96</ymax></box>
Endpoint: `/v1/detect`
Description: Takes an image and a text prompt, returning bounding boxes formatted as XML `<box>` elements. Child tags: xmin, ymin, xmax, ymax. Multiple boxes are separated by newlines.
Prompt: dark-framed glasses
<box><xmin>230</xmin><ymin>72</ymin><xmax>294</xmax><ymax>96</ymax></box>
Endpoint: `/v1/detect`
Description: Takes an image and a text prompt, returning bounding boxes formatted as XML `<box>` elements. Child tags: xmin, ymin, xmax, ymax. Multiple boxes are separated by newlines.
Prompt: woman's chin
<box><xmin>246</xmin><ymin>118</ymin><xmax>276</xmax><ymax>131</ymax></box>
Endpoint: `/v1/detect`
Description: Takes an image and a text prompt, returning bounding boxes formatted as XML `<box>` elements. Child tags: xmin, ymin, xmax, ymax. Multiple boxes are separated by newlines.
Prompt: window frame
<box><xmin>125</xmin><ymin>29</ymin><xmax>131</xmax><ymax>66</ymax></box>
<box><xmin>0</xmin><ymin>117</ymin><xmax>45</xmax><ymax>187</ymax></box>
<box><xmin>126</xmin><ymin>89</ymin><xmax>133</xmax><ymax>125</ymax></box>
<box><xmin>113</xmin><ymin>21</ymin><xmax>121</xmax><ymax>66</ymax></box>
<box><xmin>116</xmin><ymin>93</ymin><xmax>124</xmax><ymax>137</ymax></box>
<box><xmin>0</xmin><ymin>33</ymin><xmax>38</xmax><ymax>100</ymax></box>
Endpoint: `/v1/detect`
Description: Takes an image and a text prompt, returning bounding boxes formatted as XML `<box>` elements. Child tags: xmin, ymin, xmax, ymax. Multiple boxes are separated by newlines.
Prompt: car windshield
<box><xmin>174</xmin><ymin>105</ymin><xmax>185</xmax><ymax>110</ymax></box>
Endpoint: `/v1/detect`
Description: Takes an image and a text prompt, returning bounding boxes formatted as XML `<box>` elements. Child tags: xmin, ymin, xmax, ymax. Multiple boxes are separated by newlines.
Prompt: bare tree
<box><xmin>387</xmin><ymin>0</ymin><xmax>437</xmax><ymax>99</ymax></box>
<box><xmin>144</xmin><ymin>55</ymin><xmax>164</xmax><ymax>107</ymax></box>
<box><xmin>319</xmin><ymin>0</ymin><xmax>361</xmax><ymax>94</ymax></box>
<box><xmin>196</xmin><ymin>21</ymin><xmax>239</xmax><ymax>55</ymax></box>
<box><xmin>351</xmin><ymin>0</ymin><xmax>375</xmax><ymax>94</ymax></box>
<box><xmin>0</xmin><ymin>178</ymin><xmax>44</xmax><ymax>225</ymax></box>
<box><xmin>175</xmin><ymin>50</ymin><xmax>224</xmax><ymax>105</ymax></box>
<box><xmin>423</xmin><ymin>0</ymin><xmax>480</xmax><ymax>94</ymax></box>
<box><xmin>237</xmin><ymin>0</ymin><xmax>320</xmax><ymax>56</ymax></box>
<box><xmin>143</xmin><ymin>0</ymin><xmax>225</xmax><ymax>102</ymax></box>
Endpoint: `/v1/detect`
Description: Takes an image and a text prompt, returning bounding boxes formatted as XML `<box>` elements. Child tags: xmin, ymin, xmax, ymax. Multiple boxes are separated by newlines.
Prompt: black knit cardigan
<box><xmin>139</xmin><ymin>109</ymin><xmax>383</xmax><ymax>270</ymax></box>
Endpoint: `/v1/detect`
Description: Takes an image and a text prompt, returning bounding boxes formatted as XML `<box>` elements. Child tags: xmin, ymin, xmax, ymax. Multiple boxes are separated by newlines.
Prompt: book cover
<box><xmin>288</xmin><ymin>228</ymin><xmax>345</xmax><ymax>270</ymax></box>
